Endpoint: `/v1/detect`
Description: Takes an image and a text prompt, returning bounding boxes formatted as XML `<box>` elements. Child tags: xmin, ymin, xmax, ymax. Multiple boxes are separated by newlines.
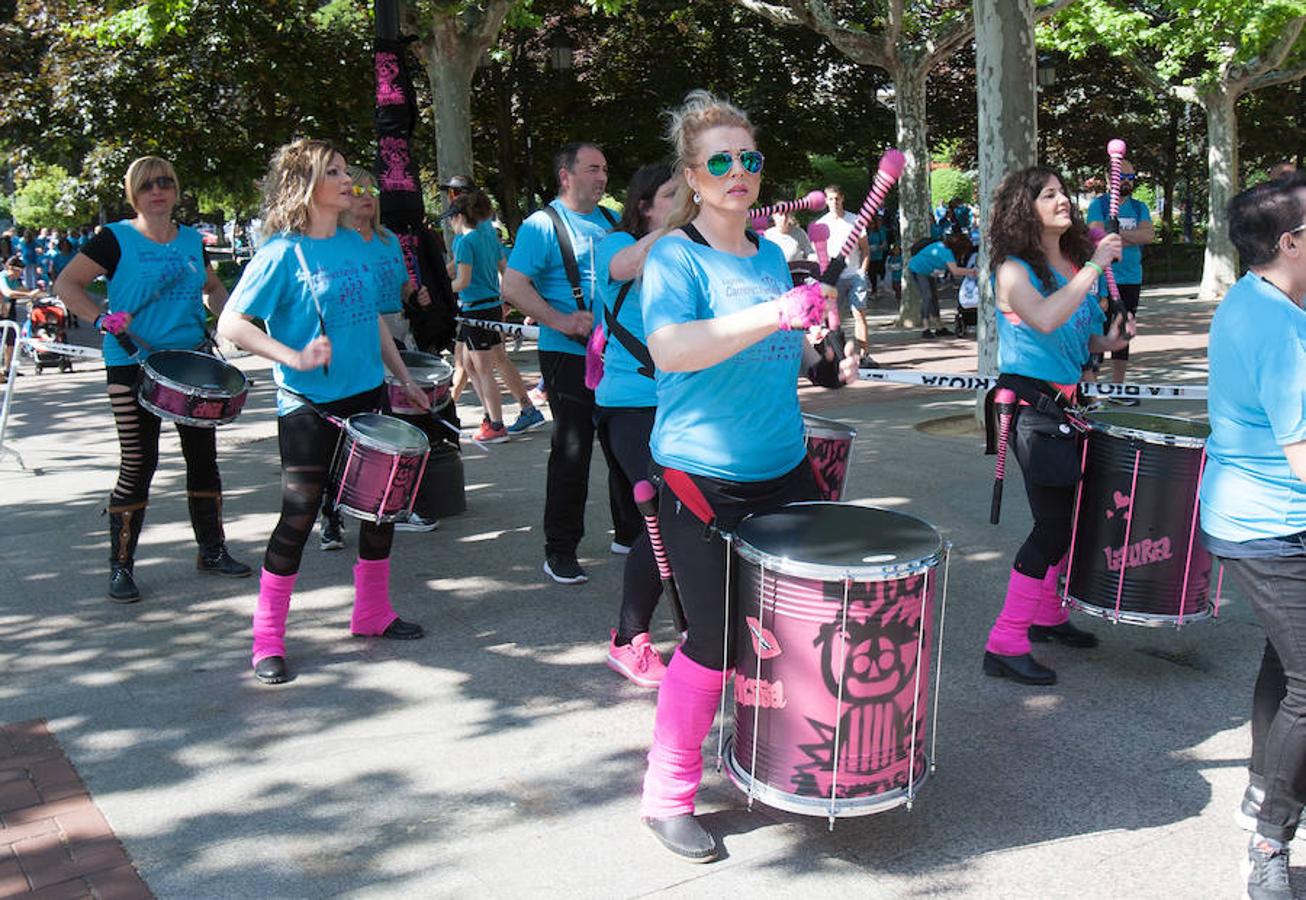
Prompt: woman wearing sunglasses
<box><xmin>55</xmin><ymin>156</ymin><xmax>251</xmax><ymax>604</ymax></box>
<box><xmin>636</xmin><ymin>90</ymin><xmax>857</xmax><ymax>862</ymax></box>
<box><xmin>216</xmin><ymin>139</ymin><xmax>430</xmax><ymax>685</ymax></box>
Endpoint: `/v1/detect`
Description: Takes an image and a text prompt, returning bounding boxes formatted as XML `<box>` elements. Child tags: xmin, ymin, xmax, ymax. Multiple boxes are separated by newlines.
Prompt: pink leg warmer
<box><xmin>252</xmin><ymin>568</ymin><xmax>296</xmax><ymax>666</ymax></box>
<box><xmin>351</xmin><ymin>558</ymin><xmax>399</xmax><ymax>636</ymax></box>
<box><xmin>1031</xmin><ymin>556</ymin><xmax>1069</xmax><ymax>627</ymax></box>
<box><xmin>985</xmin><ymin>569</ymin><xmax>1044</xmax><ymax>656</ymax></box>
<box><xmin>639</xmin><ymin>649</ymin><xmax>726</xmax><ymax>819</ymax></box>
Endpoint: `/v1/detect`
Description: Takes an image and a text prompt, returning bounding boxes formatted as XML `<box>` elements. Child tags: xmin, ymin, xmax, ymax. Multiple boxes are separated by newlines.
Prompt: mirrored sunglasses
<box><xmin>351</xmin><ymin>185</ymin><xmax>381</xmax><ymax>197</ymax></box>
<box><xmin>704</xmin><ymin>150</ymin><xmax>765</xmax><ymax>177</ymax></box>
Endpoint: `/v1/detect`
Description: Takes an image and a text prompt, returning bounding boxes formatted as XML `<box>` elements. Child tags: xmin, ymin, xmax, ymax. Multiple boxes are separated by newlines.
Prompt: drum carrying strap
<box><xmin>653</xmin><ymin>465</ymin><xmax>717</xmax><ymax>532</ymax></box>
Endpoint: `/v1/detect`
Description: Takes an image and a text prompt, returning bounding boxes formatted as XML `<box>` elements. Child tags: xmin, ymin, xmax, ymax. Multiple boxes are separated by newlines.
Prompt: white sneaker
<box><xmin>610</xmin><ymin>540</ymin><xmax>633</xmax><ymax>555</ymax></box>
<box><xmin>395</xmin><ymin>513</ymin><xmax>439</xmax><ymax>533</ymax></box>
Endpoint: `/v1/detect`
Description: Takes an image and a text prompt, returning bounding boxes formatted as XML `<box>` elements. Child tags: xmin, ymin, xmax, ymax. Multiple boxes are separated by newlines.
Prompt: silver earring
<box><xmin>693</xmin><ymin>192</ymin><xmax>701</xmax><ymax>205</ymax></box>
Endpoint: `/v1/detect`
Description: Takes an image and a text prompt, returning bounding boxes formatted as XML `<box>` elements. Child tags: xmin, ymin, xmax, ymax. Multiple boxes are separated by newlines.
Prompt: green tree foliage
<box><xmin>10</xmin><ymin>166</ymin><xmax>95</xmax><ymax>229</ymax></box>
<box><xmin>0</xmin><ymin>0</ymin><xmax>378</xmax><ymax>217</ymax></box>
<box><xmin>929</xmin><ymin>167</ymin><xmax>975</xmax><ymax>205</ymax></box>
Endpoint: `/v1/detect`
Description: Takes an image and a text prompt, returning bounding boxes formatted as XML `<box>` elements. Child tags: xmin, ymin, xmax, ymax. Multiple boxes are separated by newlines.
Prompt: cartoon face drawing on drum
<box><xmin>816</xmin><ymin>616</ymin><xmax>920</xmax><ymax>703</ymax></box>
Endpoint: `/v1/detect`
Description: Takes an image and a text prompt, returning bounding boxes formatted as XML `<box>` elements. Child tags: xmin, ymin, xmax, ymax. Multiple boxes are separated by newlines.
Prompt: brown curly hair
<box><xmin>988</xmin><ymin>166</ymin><xmax>1093</xmax><ymax>294</ymax></box>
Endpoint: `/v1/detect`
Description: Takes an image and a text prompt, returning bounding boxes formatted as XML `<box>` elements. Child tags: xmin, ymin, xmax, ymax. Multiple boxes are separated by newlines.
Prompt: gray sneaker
<box><xmin>320</xmin><ymin>513</ymin><xmax>345</xmax><ymax>551</ymax></box>
<box><xmin>1245</xmin><ymin>836</ymin><xmax>1292</xmax><ymax>900</ymax></box>
<box><xmin>394</xmin><ymin>512</ymin><xmax>439</xmax><ymax>533</ymax></box>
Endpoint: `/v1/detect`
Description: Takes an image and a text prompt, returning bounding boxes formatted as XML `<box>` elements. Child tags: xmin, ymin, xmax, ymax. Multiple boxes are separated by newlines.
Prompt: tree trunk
<box><xmin>972</xmin><ymin>0</ymin><xmax>1038</xmax><ymax>376</ymax></box>
<box><xmin>894</xmin><ymin>63</ymin><xmax>932</xmax><ymax>328</ymax></box>
<box><xmin>1199</xmin><ymin>85</ymin><xmax>1240</xmax><ymax>302</ymax></box>
<box><xmin>1161</xmin><ymin>102</ymin><xmax>1179</xmax><ymax>243</ymax></box>
<box><xmin>492</xmin><ymin>74</ymin><xmax>522</xmax><ymax>234</ymax></box>
<box><xmin>423</xmin><ymin>23</ymin><xmax>478</xmax><ymax>187</ymax></box>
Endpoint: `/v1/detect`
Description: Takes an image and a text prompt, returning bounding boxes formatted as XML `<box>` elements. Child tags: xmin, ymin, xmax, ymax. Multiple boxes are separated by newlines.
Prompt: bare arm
<box><xmin>202</xmin><ymin>267</ymin><xmax>229</xmax><ymax>317</ymax></box>
<box><xmin>945</xmin><ymin>261</ymin><xmax>978</xmax><ymax>279</ymax></box>
<box><xmin>1124</xmin><ymin>219</ymin><xmax>1156</xmax><ymax>245</ymax></box>
<box><xmin>216</xmin><ymin>307</ymin><xmax>330</xmax><ymax>371</ymax></box>
<box><xmin>53</xmin><ymin>254</ymin><xmax>109</xmax><ymax>322</ymax></box>
<box><xmin>997</xmin><ymin>235</ymin><xmax>1122</xmax><ymax>334</ymax></box>
<box><xmin>646</xmin><ymin>301</ymin><xmax>784</xmax><ymax>373</ymax></box>
<box><xmin>1285</xmin><ymin>441</ymin><xmax>1306</xmax><ymax>483</ymax></box>
<box><xmin>609</xmin><ymin>228</ymin><xmax>666</xmax><ymax>282</ymax></box>
<box><xmin>450</xmin><ymin>262</ymin><xmax>473</xmax><ymax>294</ymax></box>
<box><xmin>501</xmin><ymin>267</ymin><xmax>592</xmax><ymax>338</ymax></box>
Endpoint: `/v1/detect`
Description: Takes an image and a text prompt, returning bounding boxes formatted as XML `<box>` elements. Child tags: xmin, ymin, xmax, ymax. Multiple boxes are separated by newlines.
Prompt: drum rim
<box><xmin>1063</xmin><ymin>593</ymin><xmax>1215</xmax><ymax>628</ymax></box>
<box><xmin>137</xmin><ymin>393</ymin><xmax>242</xmax><ymax>428</ymax></box>
<box><xmin>732</xmin><ymin>501</ymin><xmax>943</xmax><ymax>580</ymax></box>
<box><xmin>388</xmin><ymin>352</ymin><xmax>454</xmax><ymax>387</ymax></box>
<box><xmin>801</xmin><ymin>412</ymin><xmax>858</xmax><ymax>440</ymax></box>
<box><xmin>343</xmin><ymin>412</ymin><xmax>430</xmax><ymax>454</ymax></box>
<box><xmin>141</xmin><ymin>349</ymin><xmax>249</xmax><ymax>399</ymax></box>
<box><xmin>1087</xmin><ymin>411</ymin><xmax>1208</xmax><ymax>448</ymax></box>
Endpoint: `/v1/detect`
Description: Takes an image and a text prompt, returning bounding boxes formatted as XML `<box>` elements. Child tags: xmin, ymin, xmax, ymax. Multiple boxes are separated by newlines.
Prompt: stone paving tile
<box><xmin>0</xmin><ymin>720</ymin><xmax>151</xmax><ymax>899</ymax></box>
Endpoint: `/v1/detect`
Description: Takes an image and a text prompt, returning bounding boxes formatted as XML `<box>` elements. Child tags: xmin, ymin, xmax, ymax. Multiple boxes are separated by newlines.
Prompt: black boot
<box><xmin>642</xmin><ymin>815</ymin><xmax>719</xmax><ymax>863</ymax></box>
<box><xmin>982</xmin><ymin>651</ymin><xmax>1057</xmax><ymax>685</ymax></box>
<box><xmin>190</xmin><ymin>492</ymin><xmax>252</xmax><ymax>578</ymax></box>
<box><xmin>1029</xmin><ymin>620</ymin><xmax>1099</xmax><ymax>648</ymax></box>
<box><xmin>107</xmin><ymin>505</ymin><xmax>145</xmax><ymax>603</ymax></box>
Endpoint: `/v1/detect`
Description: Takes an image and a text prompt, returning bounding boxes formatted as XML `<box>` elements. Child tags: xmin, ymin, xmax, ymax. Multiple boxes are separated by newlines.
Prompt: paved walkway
<box><xmin>0</xmin><ymin>283</ymin><xmax>1292</xmax><ymax>898</ymax></box>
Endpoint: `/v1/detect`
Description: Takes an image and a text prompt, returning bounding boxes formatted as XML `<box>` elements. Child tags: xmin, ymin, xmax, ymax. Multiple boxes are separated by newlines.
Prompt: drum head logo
<box><xmin>746</xmin><ymin>616</ymin><xmax>782</xmax><ymax>659</ymax></box>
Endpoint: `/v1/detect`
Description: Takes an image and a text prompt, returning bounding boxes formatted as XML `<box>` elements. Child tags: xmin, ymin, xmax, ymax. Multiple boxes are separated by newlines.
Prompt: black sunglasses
<box><xmin>142</xmin><ymin>176</ymin><xmax>176</xmax><ymax>191</ymax></box>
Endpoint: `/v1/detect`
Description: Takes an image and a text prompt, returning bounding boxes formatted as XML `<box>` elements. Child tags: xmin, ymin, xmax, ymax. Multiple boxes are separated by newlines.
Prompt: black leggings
<box><xmin>657</xmin><ymin>460</ymin><xmax>819</xmax><ymax>671</ymax></box>
<box><xmin>266</xmin><ymin>387</ymin><xmax>394</xmax><ymax>576</ymax></box>
<box><xmin>1010</xmin><ymin>408</ymin><xmax>1078</xmax><ymax>579</ymax></box>
<box><xmin>105</xmin><ymin>364</ymin><xmax>219</xmax><ymax>508</ymax></box>
<box><xmin>596</xmin><ymin>408</ymin><xmax>660</xmax><ymax>642</ymax></box>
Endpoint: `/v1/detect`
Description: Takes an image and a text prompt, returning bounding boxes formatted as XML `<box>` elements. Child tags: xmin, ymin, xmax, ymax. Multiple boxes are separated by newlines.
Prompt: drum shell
<box><xmin>728</xmin><ymin>503</ymin><xmax>939</xmax><ymax>816</ymax></box>
<box><xmin>330</xmin><ymin>414</ymin><xmax>430</xmax><ymax>524</ymax></box>
<box><xmin>392</xmin><ymin>406</ymin><xmax>465</xmax><ymax>519</ymax></box>
<box><xmin>1066</xmin><ymin>416</ymin><xmax>1211</xmax><ymax>621</ymax></box>
<box><xmin>386</xmin><ymin>351</ymin><xmax>453</xmax><ymax>416</ymax></box>
<box><xmin>803</xmin><ymin>413</ymin><xmax>857</xmax><ymax>502</ymax></box>
<box><xmin>137</xmin><ymin>350</ymin><xmax>249</xmax><ymax>427</ymax></box>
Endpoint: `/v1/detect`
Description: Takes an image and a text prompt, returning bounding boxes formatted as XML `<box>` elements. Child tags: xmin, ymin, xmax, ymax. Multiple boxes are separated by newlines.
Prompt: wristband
<box><xmin>1085</xmin><ymin>261</ymin><xmax>1104</xmax><ymax>277</ymax></box>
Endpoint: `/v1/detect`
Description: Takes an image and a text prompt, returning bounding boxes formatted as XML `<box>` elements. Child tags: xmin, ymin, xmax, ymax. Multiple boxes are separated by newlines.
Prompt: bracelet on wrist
<box><xmin>776</xmin><ymin>303</ymin><xmax>791</xmax><ymax>332</ymax></box>
<box><xmin>1085</xmin><ymin>261</ymin><xmax>1104</xmax><ymax>277</ymax></box>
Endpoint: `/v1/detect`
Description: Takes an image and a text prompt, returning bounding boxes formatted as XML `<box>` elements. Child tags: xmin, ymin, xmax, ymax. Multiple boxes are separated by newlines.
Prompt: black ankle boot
<box><xmin>642</xmin><ymin>814</ymin><xmax>719</xmax><ymax>863</ymax></box>
<box><xmin>982</xmin><ymin>651</ymin><xmax>1057</xmax><ymax>685</ymax></box>
<box><xmin>190</xmin><ymin>492</ymin><xmax>251</xmax><ymax>577</ymax></box>
<box><xmin>197</xmin><ymin>545</ymin><xmax>253</xmax><ymax>577</ymax></box>
<box><xmin>107</xmin><ymin>505</ymin><xmax>145</xmax><ymax>602</ymax></box>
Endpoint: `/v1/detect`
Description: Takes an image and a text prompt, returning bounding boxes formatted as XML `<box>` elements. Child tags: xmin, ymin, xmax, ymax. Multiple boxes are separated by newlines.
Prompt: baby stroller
<box><xmin>22</xmin><ymin>297</ymin><xmax>74</xmax><ymax>373</ymax></box>
<box><xmin>953</xmin><ymin>251</ymin><xmax>979</xmax><ymax>338</ymax></box>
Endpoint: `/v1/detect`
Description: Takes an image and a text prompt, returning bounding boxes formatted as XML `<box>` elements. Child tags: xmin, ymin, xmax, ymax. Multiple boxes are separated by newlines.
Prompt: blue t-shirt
<box><xmin>357</xmin><ymin>229</ymin><xmax>407</xmax><ymax>315</ymax></box>
<box><xmin>996</xmin><ymin>257</ymin><xmax>1104</xmax><ymax>385</ymax></box>
<box><xmin>643</xmin><ymin>234</ymin><xmax>805</xmax><ymax>481</ymax></box>
<box><xmin>101</xmin><ymin>221</ymin><xmax>209</xmax><ymax>367</ymax></box>
<box><xmin>506</xmin><ymin>200</ymin><xmax>616</xmax><ymax>355</ymax></box>
<box><xmin>595</xmin><ymin>231</ymin><xmax>655</xmax><ymax>409</ymax></box>
<box><xmin>866</xmin><ymin>227</ymin><xmax>887</xmax><ymax>262</ymax></box>
<box><xmin>907</xmin><ymin>241</ymin><xmax>955</xmax><ymax>276</ymax></box>
<box><xmin>1085</xmin><ymin>195</ymin><xmax>1150</xmax><ymax>285</ymax></box>
<box><xmin>452</xmin><ymin>226</ymin><xmax>504</xmax><ymax>311</ymax></box>
<box><xmin>886</xmin><ymin>253</ymin><xmax>903</xmax><ymax>284</ymax></box>
<box><xmin>1199</xmin><ymin>273</ymin><xmax>1306</xmax><ymax>544</ymax></box>
<box><xmin>228</xmin><ymin>230</ymin><xmax>383</xmax><ymax>414</ymax></box>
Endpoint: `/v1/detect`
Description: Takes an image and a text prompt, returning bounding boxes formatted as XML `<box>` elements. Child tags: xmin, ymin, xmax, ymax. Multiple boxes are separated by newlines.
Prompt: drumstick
<box><xmin>821</xmin><ymin>148</ymin><xmax>906</xmax><ymax>286</ymax></box>
<box><xmin>1103</xmin><ymin>139</ymin><xmax>1128</xmax><ymax>321</ymax></box>
<box><xmin>634</xmin><ymin>479</ymin><xmax>687</xmax><ymax>634</ymax></box>
<box><xmin>990</xmin><ymin>388</ymin><xmax>1016</xmax><ymax>525</ymax></box>
<box><xmin>809</xmin><ymin>223</ymin><xmax>830</xmax><ymax>269</ymax></box>
<box><xmin>749</xmin><ymin>190</ymin><xmax>827</xmax><ymax>232</ymax></box>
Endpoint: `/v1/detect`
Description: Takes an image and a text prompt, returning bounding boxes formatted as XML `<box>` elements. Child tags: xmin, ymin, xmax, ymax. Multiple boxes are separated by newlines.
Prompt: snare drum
<box><xmin>386</xmin><ymin>351</ymin><xmax>453</xmax><ymax>415</ymax></box>
<box><xmin>329</xmin><ymin>413</ymin><xmax>431</xmax><ymax>524</ymax></box>
<box><xmin>803</xmin><ymin>414</ymin><xmax>857</xmax><ymax>501</ymax></box>
<box><xmin>725</xmin><ymin>502</ymin><xmax>946</xmax><ymax>819</ymax></box>
<box><xmin>137</xmin><ymin>349</ymin><xmax>249</xmax><ymax>427</ymax></box>
<box><xmin>1063</xmin><ymin>411</ymin><xmax>1213</xmax><ymax>626</ymax></box>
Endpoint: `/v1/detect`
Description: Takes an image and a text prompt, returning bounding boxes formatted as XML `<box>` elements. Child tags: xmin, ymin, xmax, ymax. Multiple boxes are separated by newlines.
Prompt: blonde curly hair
<box><xmin>663</xmin><ymin>90</ymin><xmax>756</xmax><ymax>231</ymax></box>
<box><xmin>259</xmin><ymin>138</ymin><xmax>346</xmax><ymax>238</ymax></box>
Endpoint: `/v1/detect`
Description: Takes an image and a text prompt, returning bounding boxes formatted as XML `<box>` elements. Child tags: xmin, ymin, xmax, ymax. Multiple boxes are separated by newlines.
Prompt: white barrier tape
<box><xmin>455</xmin><ymin>317</ymin><xmax>540</xmax><ymax>340</ymax></box>
<box><xmin>22</xmin><ymin>338</ymin><xmax>104</xmax><ymax>360</ymax></box>
<box><xmin>0</xmin><ymin>321</ymin><xmax>25</xmax><ymax>470</ymax></box>
<box><xmin>857</xmin><ymin>367</ymin><xmax>1208</xmax><ymax>400</ymax></box>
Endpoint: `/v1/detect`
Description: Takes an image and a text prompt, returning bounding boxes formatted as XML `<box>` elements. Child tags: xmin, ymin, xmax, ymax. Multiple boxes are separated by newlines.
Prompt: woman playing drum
<box><xmin>55</xmin><ymin>156</ymin><xmax>251</xmax><ymax>603</ymax></box>
<box><xmin>983</xmin><ymin>166</ymin><xmax>1127</xmax><ymax>686</ymax></box>
<box><xmin>216</xmin><ymin>139</ymin><xmax>430</xmax><ymax>686</ymax></box>
<box><xmin>1199</xmin><ymin>173</ymin><xmax>1306</xmax><ymax>899</ymax></box>
<box><xmin>595</xmin><ymin>163</ymin><xmax>678</xmax><ymax>688</ymax></box>
<box><xmin>636</xmin><ymin>90</ymin><xmax>858</xmax><ymax>862</ymax></box>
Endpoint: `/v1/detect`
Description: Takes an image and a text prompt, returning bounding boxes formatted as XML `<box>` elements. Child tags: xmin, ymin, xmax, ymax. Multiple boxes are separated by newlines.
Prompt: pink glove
<box><xmin>775</xmin><ymin>282</ymin><xmax>831</xmax><ymax>331</ymax></box>
<box><xmin>95</xmin><ymin>312</ymin><xmax>131</xmax><ymax>335</ymax></box>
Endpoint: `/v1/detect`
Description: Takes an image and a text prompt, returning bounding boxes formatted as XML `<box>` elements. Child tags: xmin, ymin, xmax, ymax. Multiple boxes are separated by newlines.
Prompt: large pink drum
<box><xmin>329</xmin><ymin>413</ymin><xmax>430</xmax><ymax>524</ymax></box>
<box><xmin>386</xmin><ymin>350</ymin><xmax>453</xmax><ymax>415</ymax></box>
<box><xmin>137</xmin><ymin>350</ymin><xmax>249</xmax><ymax>427</ymax></box>
<box><xmin>725</xmin><ymin>502</ymin><xmax>945</xmax><ymax>819</ymax></box>
<box><xmin>803</xmin><ymin>413</ymin><xmax>857</xmax><ymax>501</ymax></box>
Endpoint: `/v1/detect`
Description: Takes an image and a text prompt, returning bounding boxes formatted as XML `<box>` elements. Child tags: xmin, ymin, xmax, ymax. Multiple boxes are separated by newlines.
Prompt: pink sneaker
<box><xmin>606</xmin><ymin>630</ymin><xmax>667</xmax><ymax>689</ymax></box>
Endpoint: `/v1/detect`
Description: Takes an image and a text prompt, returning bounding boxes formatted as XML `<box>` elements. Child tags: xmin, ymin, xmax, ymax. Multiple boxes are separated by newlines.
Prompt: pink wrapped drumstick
<box><xmin>821</xmin><ymin>148</ymin><xmax>906</xmax><ymax>285</ymax></box>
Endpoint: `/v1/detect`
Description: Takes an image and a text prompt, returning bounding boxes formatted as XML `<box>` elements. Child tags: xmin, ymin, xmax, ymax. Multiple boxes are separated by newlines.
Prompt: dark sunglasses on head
<box><xmin>351</xmin><ymin>185</ymin><xmax>381</xmax><ymax>197</ymax></box>
<box><xmin>142</xmin><ymin>176</ymin><xmax>176</xmax><ymax>191</ymax></box>
<box><xmin>704</xmin><ymin>150</ymin><xmax>765</xmax><ymax>177</ymax></box>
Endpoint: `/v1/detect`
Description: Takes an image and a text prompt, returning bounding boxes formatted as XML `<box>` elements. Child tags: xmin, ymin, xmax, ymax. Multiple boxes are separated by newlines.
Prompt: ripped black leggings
<box><xmin>265</xmin><ymin>387</ymin><xmax>394</xmax><ymax>576</ymax></box>
<box><xmin>106</xmin><ymin>364</ymin><xmax>220</xmax><ymax>508</ymax></box>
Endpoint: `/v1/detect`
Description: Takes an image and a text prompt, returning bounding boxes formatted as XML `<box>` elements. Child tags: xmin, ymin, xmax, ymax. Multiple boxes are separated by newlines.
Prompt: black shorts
<box><xmin>458</xmin><ymin>304</ymin><xmax>503</xmax><ymax>351</ymax></box>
